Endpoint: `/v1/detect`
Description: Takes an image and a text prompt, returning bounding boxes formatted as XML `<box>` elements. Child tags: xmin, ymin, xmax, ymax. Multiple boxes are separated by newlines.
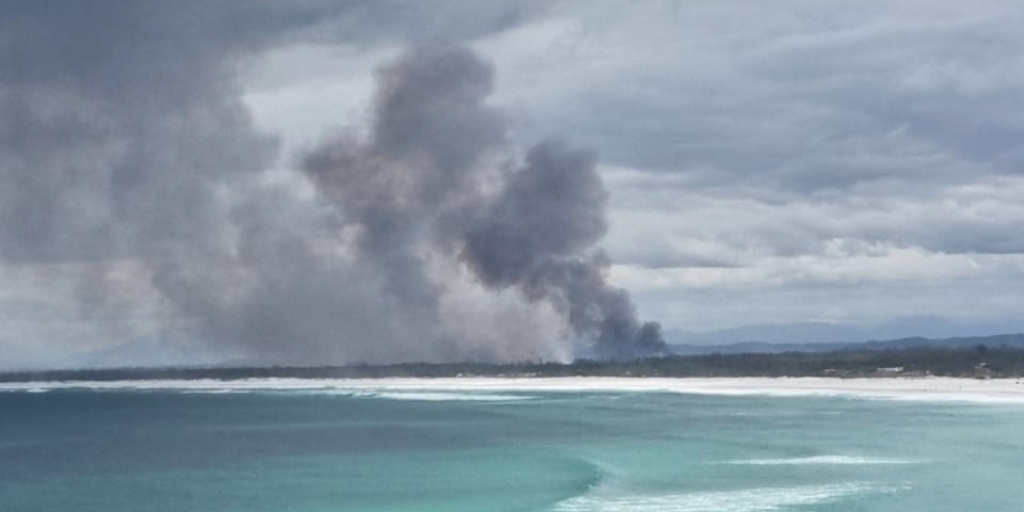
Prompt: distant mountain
<box><xmin>669</xmin><ymin>333</ymin><xmax>1024</xmax><ymax>356</ymax></box>
<box><xmin>664</xmin><ymin>317</ymin><xmax>1024</xmax><ymax>346</ymax></box>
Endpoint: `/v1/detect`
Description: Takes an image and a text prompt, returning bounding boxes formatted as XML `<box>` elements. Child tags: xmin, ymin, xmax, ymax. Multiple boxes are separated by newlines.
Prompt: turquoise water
<box><xmin>1</xmin><ymin>383</ymin><xmax>1023</xmax><ymax>511</ymax></box>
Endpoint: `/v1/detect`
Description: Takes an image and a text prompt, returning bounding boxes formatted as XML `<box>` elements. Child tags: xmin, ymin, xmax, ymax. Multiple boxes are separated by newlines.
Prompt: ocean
<box><xmin>1</xmin><ymin>380</ymin><xmax>1022</xmax><ymax>511</ymax></box>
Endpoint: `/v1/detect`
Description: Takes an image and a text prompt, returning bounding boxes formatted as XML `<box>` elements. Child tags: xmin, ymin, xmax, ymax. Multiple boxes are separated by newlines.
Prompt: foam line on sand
<box><xmin>316</xmin><ymin>376</ymin><xmax>1024</xmax><ymax>403</ymax></box>
<box><xmin>2</xmin><ymin>376</ymin><xmax>1024</xmax><ymax>403</ymax></box>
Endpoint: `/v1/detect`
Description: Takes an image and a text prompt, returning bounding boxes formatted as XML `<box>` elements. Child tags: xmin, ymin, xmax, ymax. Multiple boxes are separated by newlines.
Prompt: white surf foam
<box><xmin>0</xmin><ymin>379</ymin><xmax>533</xmax><ymax>401</ymax></box>
<box><xmin>2</xmin><ymin>376</ymin><xmax>1023</xmax><ymax>404</ymax></box>
<box><xmin>724</xmin><ymin>455</ymin><xmax>923</xmax><ymax>466</ymax></box>
<box><xmin>368</xmin><ymin>391</ymin><xmax>533</xmax><ymax>402</ymax></box>
<box><xmin>551</xmin><ymin>481</ymin><xmax>898</xmax><ymax>512</ymax></box>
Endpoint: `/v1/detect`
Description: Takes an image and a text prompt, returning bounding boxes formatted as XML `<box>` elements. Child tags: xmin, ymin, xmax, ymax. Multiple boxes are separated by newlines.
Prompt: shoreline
<box><xmin>2</xmin><ymin>376</ymin><xmax>1024</xmax><ymax>403</ymax></box>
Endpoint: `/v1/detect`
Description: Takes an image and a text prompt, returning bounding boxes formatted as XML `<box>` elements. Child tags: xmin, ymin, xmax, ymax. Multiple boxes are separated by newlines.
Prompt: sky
<box><xmin>2</xmin><ymin>1</ymin><xmax>1024</xmax><ymax>368</ymax></box>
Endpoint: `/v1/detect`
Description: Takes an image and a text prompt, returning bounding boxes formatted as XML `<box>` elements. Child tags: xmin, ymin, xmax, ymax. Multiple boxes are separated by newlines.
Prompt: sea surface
<box><xmin>1</xmin><ymin>380</ymin><xmax>1022</xmax><ymax>511</ymax></box>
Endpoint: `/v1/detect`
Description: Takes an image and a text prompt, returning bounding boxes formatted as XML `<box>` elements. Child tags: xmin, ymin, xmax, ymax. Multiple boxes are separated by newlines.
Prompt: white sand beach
<box><xmin>315</xmin><ymin>377</ymin><xmax>1024</xmax><ymax>404</ymax></box>
<box><xmin>4</xmin><ymin>376</ymin><xmax>1024</xmax><ymax>403</ymax></box>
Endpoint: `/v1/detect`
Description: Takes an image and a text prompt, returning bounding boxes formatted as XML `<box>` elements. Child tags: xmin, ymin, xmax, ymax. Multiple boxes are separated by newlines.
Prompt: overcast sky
<box><xmin>240</xmin><ymin>1</ymin><xmax>1024</xmax><ymax>333</ymax></box>
<box><xmin>3</xmin><ymin>1</ymin><xmax>1024</xmax><ymax>368</ymax></box>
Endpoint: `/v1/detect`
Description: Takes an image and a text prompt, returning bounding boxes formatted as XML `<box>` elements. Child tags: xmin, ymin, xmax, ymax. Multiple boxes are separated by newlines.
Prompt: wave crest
<box><xmin>723</xmin><ymin>455</ymin><xmax>924</xmax><ymax>465</ymax></box>
<box><xmin>550</xmin><ymin>481</ymin><xmax>902</xmax><ymax>512</ymax></box>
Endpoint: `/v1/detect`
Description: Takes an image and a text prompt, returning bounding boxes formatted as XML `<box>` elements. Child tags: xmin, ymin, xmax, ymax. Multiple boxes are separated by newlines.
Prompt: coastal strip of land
<box><xmin>2</xmin><ymin>377</ymin><xmax>1023</xmax><ymax>404</ymax></box>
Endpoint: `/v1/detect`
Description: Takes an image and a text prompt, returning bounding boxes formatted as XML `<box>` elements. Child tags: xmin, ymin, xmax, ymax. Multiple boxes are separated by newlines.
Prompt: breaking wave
<box><xmin>723</xmin><ymin>455</ymin><xmax>925</xmax><ymax>465</ymax></box>
<box><xmin>0</xmin><ymin>379</ymin><xmax>534</xmax><ymax>401</ymax></box>
<box><xmin>550</xmin><ymin>481</ymin><xmax>904</xmax><ymax>512</ymax></box>
<box><xmin>347</xmin><ymin>391</ymin><xmax>534</xmax><ymax>402</ymax></box>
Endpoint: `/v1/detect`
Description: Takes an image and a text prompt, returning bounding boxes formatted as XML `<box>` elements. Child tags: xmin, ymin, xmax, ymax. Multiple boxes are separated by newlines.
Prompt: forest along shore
<box><xmin>3</xmin><ymin>343</ymin><xmax>1024</xmax><ymax>383</ymax></box>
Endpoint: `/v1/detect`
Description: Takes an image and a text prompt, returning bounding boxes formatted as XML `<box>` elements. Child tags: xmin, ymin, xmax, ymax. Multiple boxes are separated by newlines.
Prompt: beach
<box><xmin>3</xmin><ymin>376</ymin><xmax>1024</xmax><ymax>403</ymax></box>
<box><xmin>326</xmin><ymin>376</ymin><xmax>1024</xmax><ymax>403</ymax></box>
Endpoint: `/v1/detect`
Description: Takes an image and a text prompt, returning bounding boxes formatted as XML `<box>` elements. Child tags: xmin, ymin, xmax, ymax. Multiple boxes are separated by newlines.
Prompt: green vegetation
<box><xmin>4</xmin><ymin>344</ymin><xmax>1024</xmax><ymax>382</ymax></box>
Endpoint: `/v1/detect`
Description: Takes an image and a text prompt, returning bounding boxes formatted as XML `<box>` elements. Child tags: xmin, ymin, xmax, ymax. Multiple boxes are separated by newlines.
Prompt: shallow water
<box><xmin>1</xmin><ymin>382</ymin><xmax>1022</xmax><ymax>511</ymax></box>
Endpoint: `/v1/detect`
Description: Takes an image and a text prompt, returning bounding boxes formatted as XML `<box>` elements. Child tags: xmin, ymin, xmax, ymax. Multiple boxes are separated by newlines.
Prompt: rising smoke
<box><xmin>0</xmin><ymin>3</ymin><xmax>664</xmax><ymax>365</ymax></box>
<box><xmin>302</xmin><ymin>46</ymin><xmax>667</xmax><ymax>361</ymax></box>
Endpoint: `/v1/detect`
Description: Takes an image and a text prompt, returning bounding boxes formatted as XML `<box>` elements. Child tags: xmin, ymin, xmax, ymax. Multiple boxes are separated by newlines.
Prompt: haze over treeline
<box><xmin>0</xmin><ymin>2</ymin><xmax>663</xmax><ymax>367</ymax></box>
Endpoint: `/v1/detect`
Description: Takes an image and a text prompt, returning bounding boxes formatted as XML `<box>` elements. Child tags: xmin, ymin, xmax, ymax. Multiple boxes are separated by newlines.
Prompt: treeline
<box><xmin>597</xmin><ymin>344</ymin><xmax>1024</xmax><ymax>378</ymax></box>
<box><xmin>4</xmin><ymin>344</ymin><xmax>1024</xmax><ymax>382</ymax></box>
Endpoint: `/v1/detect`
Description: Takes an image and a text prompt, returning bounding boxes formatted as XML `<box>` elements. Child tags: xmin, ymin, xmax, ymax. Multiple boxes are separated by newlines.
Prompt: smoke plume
<box><xmin>302</xmin><ymin>47</ymin><xmax>666</xmax><ymax>361</ymax></box>
<box><xmin>0</xmin><ymin>2</ymin><xmax>664</xmax><ymax>365</ymax></box>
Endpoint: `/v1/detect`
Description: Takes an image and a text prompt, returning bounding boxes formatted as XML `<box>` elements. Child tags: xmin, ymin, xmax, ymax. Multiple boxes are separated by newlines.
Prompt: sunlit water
<box><xmin>1</xmin><ymin>382</ymin><xmax>1022</xmax><ymax>511</ymax></box>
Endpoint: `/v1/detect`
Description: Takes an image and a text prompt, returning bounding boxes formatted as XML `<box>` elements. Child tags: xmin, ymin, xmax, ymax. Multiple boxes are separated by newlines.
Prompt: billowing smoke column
<box><xmin>460</xmin><ymin>142</ymin><xmax>667</xmax><ymax>359</ymax></box>
<box><xmin>302</xmin><ymin>47</ymin><xmax>666</xmax><ymax>360</ymax></box>
<box><xmin>0</xmin><ymin>0</ymin><xmax>663</xmax><ymax>365</ymax></box>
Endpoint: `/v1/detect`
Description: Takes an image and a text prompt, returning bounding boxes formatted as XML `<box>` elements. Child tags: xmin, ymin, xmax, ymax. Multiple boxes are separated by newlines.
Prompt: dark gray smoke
<box><xmin>302</xmin><ymin>46</ymin><xmax>666</xmax><ymax>360</ymax></box>
<box><xmin>461</xmin><ymin>141</ymin><xmax>666</xmax><ymax>359</ymax></box>
<box><xmin>0</xmin><ymin>2</ymin><xmax>664</xmax><ymax>365</ymax></box>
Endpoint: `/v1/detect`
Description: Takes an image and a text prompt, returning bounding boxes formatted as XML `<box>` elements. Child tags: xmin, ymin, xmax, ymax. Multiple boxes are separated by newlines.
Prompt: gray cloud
<box><xmin>465</xmin><ymin>1</ymin><xmax>1024</xmax><ymax>336</ymax></box>
<box><xmin>477</xmin><ymin>2</ymin><xmax>1024</xmax><ymax>270</ymax></box>
<box><xmin>490</xmin><ymin>1</ymin><xmax>1024</xmax><ymax>190</ymax></box>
